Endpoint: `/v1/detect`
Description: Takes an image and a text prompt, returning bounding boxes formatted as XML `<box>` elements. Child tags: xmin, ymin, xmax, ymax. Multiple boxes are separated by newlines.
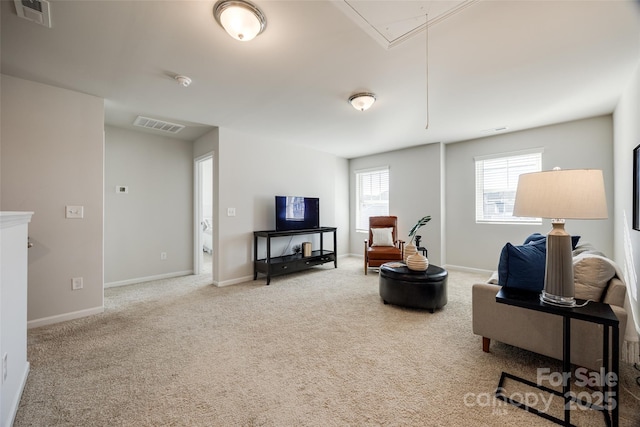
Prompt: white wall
<box><xmin>104</xmin><ymin>126</ymin><xmax>194</xmax><ymax>286</ymax></box>
<box><xmin>334</xmin><ymin>155</ymin><xmax>350</xmax><ymax>259</ymax></box>
<box><xmin>613</xmin><ymin>62</ymin><xmax>640</xmax><ymax>348</ymax></box>
<box><xmin>0</xmin><ymin>75</ymin><xmax>104</xmax><ymax>325</ymax></box>
<box><xmin>214</xmin><ymin>128</ymin><xmax>349</xmax><ymax>286</ymax></box>
<box><xmin>349</xmin><ymin>143</ymin><xmax>443</xmax><ymax>266</ymax></box>
<box><xmin>194</xmin><ymin>127</ymin><xmax>217</xmax><ymax>159</ymax></box>
<box><xmin>445</xmin><ymin>116</ymin><xmax>615</xmax><ymax>271</ymax></box>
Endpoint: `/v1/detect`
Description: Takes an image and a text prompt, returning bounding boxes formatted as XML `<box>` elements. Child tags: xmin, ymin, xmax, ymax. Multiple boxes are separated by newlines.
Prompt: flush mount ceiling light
<box><xmin>213</xmin><ymin>0</ymin><xmax>266</xmax><ymax>42</ymax></box>
<box><xmin>174</xmin><ymin>75</ymin><xmax>192</xmax><ymax>87</ymax></box>
<box><xmin>348</xmin><ymin>93</ymin><xmax>376</xmax><ymax>112</ymax></box>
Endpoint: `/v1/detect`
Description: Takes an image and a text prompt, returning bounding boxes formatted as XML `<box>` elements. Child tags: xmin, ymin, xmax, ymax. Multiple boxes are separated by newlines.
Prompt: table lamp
<box><xmin>513</xmin><ymin>168</ymin><xmax>608</xmax><ymax>307</ymax></box>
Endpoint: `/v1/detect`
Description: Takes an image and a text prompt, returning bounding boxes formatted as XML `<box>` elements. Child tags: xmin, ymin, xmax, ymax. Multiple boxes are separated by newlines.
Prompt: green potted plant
<box><xmin>408</xmin><ymin>215</ymin><xmax>431</xmax><ymax>245</ymax></box>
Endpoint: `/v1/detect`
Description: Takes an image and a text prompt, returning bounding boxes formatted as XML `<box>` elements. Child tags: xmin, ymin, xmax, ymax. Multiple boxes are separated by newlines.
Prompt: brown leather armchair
<box><xmin>364</xmin><ymin>216</ymin><xmax>404</xmax><ymax>275</ymax></box>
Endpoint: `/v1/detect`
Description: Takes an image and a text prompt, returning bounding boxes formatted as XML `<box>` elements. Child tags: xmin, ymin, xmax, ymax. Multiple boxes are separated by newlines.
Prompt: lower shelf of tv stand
<box><xmin>254</xmin><ymin>250</ymin><xmax>336</xmax><ymax>284</ymax></box>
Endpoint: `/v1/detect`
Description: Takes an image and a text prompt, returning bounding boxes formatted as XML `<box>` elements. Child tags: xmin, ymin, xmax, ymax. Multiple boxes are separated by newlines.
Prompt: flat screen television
<box><xmin>275</xmin><ymin>196</ymin><xmax>320</xmax><ymax>231</ymax></box>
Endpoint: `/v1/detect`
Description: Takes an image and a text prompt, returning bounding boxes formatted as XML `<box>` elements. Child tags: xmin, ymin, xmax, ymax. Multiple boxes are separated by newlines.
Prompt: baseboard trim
<box><xmin>214</xmin><ymin>274</ymin><xmax>254</xmax><ymax>287</ymax></box>
<box><xmin>105</xmin><ymin>270</ymin><xmax>193</xmax><ymax>288</ymax></box>
<box><xmin>3</xmin><ymin>362</ymin><xmax>29</xmax><ymax>427</ymax></box>
<box><xmin>28</xmin><ymin>306</ymin><xmax>104</xmax><ymax>329</ymax></box>
<box><xmin>443</xmin><ymin>264</ymin><xmax>493</xmax><ymax>275</ymax></box>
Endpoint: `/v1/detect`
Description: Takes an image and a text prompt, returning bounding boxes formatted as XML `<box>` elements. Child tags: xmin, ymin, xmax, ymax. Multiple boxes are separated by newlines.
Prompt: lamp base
<box><xmin>540</xmin><ymin>221</ymin><xmax>576</xmax><ymax>308</ymax></box>
<box><xmin>540</xmin><ymin>291</ymin><xmax>576</xmax><ymax>307</ymax></box>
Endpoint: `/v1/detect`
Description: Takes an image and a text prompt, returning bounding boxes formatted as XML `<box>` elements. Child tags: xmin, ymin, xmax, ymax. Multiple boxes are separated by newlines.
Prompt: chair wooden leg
<box><xmin>364</xmin><ymin>240</ymin><xmax>368</xmax><ymax>275</ymax></box>
<box><xmin>482</xmin><ymin>337</ymin><xmax>490</xmax><ymax>353</ymax></box>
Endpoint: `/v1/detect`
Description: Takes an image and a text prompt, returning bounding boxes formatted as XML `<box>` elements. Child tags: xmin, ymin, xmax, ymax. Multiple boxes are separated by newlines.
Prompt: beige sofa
<box><xmin>472</xmin><ymin>243</ymin><xmax>628</xmax><ymax>371</ymax></box>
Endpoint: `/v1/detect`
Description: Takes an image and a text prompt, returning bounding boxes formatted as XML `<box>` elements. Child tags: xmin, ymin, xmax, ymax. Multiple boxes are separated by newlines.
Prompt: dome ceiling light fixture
<box><xmin>213</xmin><ymin>0</ymin><xmax>266</xmax><ymax>42</ymax></box>
<box><xmin>174</xmin><ymin>75</ymin><xmax>192</xmax><ymax>87</ymax></box>
<box><xmin>348</xmin><ymin>92</ymin><xmax>376</xmax><ymax>112</ymax></box>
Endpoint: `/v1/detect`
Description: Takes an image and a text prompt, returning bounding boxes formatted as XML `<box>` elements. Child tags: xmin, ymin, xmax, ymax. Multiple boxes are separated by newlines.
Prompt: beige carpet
<box><xmin>14</xmin><ymin>257</ymin><xmax>640</xmax><ymax>426</ymax></box>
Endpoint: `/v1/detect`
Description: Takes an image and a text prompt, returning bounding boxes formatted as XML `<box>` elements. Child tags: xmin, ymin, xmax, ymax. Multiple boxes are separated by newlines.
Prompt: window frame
<box><xmin>475</xmin><ymin>149</ymin><xmax>543</xmax><ymax>224</ymax></box>
<box><xmin>355</xmin><ymin>166</ymin><xmax>390</xmax><ymax>232</ymax></box>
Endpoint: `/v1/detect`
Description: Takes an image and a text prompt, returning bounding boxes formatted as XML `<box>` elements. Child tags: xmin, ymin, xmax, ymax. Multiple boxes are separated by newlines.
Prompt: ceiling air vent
<box><xmin>14</xmin><ymin>0</ymin><xmax>52</xmax><ymax>28</ymax></box>
<box><xmin>133</xmin><ymin>116</ymin><xmax>185</xmax><ymax>134</ymax></box>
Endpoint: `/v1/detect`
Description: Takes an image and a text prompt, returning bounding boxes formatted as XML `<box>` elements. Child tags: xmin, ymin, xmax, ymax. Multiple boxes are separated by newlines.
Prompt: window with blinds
<box><xmin>475</xmin><ymin>150</ymin><xmax>542</xmax><ymax>223</ymax></box>
<box><xmin>356</xmin><ymin>167</ymin><xmax>389</xmax><ymax>231</ymax></box>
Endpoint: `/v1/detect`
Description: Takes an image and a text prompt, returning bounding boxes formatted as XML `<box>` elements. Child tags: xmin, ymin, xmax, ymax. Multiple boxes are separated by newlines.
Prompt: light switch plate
<box><xmin>65</xmin><ymin>205</ymin><xmax>84</xmax><ymax>219</ymax></box>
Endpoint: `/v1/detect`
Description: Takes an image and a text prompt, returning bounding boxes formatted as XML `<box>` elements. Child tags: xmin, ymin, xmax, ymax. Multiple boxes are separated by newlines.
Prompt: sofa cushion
<box><xmin>371</xmin><ymin>227</ymin><xmax>394</xmax><ymax>247</ymax></box>
<box><xmin>523</xmin><ymin>233</ymin><xmax>580</xmax><ymax>249</ymax></box>
<box><xmin>367</xmin><ymin>245</ymin><xmax>402</xmax><ymax>260</ymax></box>
<box><xmin>498</xmin><ymin>239</ymin><xmax>546</xmax><ymax>291</ymax></box>
<box><xmin>574</xmin><ymin>254</ymin><xmax>616</xmax><ymax>301</ymax></box>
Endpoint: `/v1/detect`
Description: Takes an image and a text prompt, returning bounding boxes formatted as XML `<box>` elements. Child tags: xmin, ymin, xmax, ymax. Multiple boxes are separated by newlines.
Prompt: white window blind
<box><xmin>475</xmin><ymin>150</ymin><xmax>542</xmax><ymax>223</ymax></box>
<box><xmin>356</xmin><ymin>167</ymin><xmax>389</xmax><ymax>231</ymax></box>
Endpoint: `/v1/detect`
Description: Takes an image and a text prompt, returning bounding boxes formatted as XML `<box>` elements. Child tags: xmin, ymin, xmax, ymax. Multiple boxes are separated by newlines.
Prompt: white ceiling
<box><xmin>2</xmin><ymin>0</ymin><xmax>639</xmax><ymax>159</ymax></box>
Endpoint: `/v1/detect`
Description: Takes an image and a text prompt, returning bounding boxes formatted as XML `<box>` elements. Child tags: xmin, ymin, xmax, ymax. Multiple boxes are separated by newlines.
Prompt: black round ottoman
<box><xmin>379</xmin><ymin>263</ymin><xmax>448</xmax><ymax>312</ymax></box>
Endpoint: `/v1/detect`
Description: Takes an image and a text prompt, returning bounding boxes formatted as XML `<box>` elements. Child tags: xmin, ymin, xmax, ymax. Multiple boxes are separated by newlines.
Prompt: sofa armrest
<box><xmin>602</xmin><ymin>277</ymin><xmax>626</xmax><ymax>307</ymax></box>
<box><xmin>471</xmin><ymin>283</ymin><xmax>501</xmax><ymax>338</ymax></box>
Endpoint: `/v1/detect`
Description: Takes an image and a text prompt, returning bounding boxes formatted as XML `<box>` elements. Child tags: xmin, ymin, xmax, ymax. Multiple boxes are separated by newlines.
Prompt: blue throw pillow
<box><xmin>522</xmin><ymin>233</ymin><xmax>580</xmax><ymax>249</ymax></box>
<box><xmin>498</xmin><ymin>239</ymin><xmax>547</xmax><ymax>291</ymax></box>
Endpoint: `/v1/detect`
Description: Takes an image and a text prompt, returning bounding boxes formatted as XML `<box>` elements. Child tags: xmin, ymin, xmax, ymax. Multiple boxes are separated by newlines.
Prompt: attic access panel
<box><xmin>334</xmin><ymin>0</ymin><xmax>478</xmax><ymax>48</ymax></box>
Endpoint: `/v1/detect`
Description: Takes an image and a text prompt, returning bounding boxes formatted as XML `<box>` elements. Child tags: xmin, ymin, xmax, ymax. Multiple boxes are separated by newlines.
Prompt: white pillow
<box><xmin>371</xmin><ymin>227</ymin><xmax>394</xmax><ymax>247</ymax></box>
<box><xmin>573</xmin><ymin>254</ymin><xmax>616</xmax><ymax>301</ymax></box>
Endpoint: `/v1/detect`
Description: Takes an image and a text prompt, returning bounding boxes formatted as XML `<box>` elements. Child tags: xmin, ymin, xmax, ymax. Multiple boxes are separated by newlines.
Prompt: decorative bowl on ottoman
<box><xmin>406</xmin><ymin>252</ymin><xmax>429</xmax><ymax>271</ymax></box>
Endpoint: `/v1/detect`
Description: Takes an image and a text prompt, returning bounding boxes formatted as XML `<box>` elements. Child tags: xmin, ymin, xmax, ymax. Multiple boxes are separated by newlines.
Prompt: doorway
<box><xmin>195</xmin><ymin>154</ymin><xmax>213</xmax><ymax>276</ymax></box>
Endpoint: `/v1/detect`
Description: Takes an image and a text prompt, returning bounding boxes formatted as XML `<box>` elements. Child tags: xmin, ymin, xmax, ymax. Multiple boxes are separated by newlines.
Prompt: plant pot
<box><xmin>407</xmin><ymin>252</ymin><xmax>429</xmax><ymax>271</ymax></box>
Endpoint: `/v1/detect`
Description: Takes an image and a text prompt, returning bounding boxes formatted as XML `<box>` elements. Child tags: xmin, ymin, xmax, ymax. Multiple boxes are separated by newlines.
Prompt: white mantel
<box><xmin>1</xmin><ymin>211</ymin><xmax>33</xmax><ymax>427</ymax></box>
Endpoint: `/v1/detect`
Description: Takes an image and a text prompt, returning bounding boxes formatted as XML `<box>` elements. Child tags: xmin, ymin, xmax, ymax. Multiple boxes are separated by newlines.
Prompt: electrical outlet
<box><xmin>2</xmin><ymin>353</ymin><xmax>7</xmax><ymax>383</ymax></box>
<box><xmin>227</xmin><ymin>208</ymin><xmax>236</xmax><ymax>217</ymax></box>
<box><xmin>72</xmin><ymin>277</ymin><xmax>83</xmax><ymax>290</ymax></box>
<box><xmin>160</xmin><ymin>252</ymin><xmax>167</xmax><ymax>260</ymax></box>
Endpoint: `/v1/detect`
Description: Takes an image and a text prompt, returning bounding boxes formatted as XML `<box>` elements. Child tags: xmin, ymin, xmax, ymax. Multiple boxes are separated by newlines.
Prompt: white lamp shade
<box><xmin>513</xmin><ymin>169</ymin><xmax>608</xmax><ymax>219</ymax></box>
<box><xmin>214</xmin><ymin>1</ymin><xmax>266</xmax><ymax>42</ymax></box>
<box><xmin>349</xmin><ymin>93</ymin><xmax>376</xmax><ymax>111</ymax></box>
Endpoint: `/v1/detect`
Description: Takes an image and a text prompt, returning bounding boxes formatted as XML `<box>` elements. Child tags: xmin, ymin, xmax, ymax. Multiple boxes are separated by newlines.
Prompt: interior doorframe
<box><xmin>194</xmin><ymin>152</ymin><xmax>214</xmax><ymax>276</ymax></box>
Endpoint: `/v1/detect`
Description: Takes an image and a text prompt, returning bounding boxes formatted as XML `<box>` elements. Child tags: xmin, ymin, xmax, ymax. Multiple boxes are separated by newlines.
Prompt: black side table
<box><xmin>495</xmin><ymin>287</ymin><xmax>619</xmax><ymax>427</ymax></box>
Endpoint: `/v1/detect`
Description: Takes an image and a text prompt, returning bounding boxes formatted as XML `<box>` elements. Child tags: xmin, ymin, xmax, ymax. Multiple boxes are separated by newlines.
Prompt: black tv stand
<box><xmin>253</xmin><ymin>227</ymin><xmax>337</xmax><ymax>285</ymax></box>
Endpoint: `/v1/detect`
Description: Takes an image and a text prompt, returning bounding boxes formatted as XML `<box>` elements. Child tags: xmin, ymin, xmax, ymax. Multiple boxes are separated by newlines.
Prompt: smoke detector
<box><xmin>14</xmin><ymin>0</ymin><xmax>52</xmax><ymax>28</ymax></box>
<box><xmin>174</xmin><ymin>75</ymin><xmax>192</xmax><ymax>87</ymax></box>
